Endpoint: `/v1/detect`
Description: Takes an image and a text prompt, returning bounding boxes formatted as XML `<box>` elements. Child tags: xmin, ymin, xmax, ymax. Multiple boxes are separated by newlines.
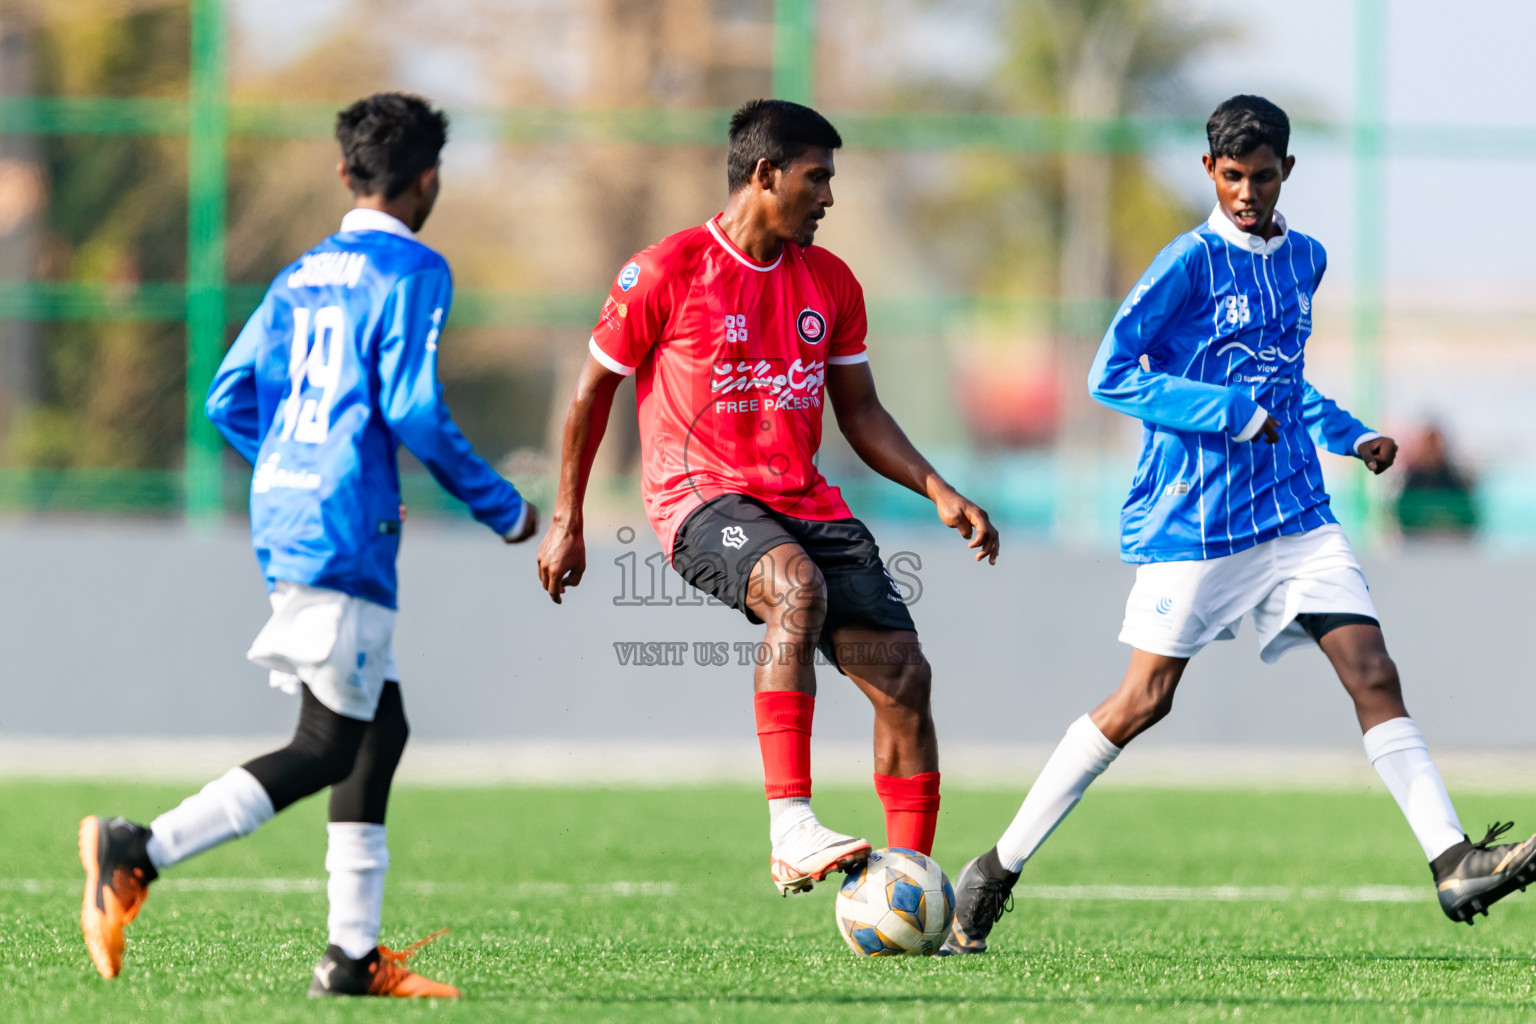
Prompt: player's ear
<box><xmin>415</xmin><ymin>163</ymin><xmax>439</xmax><ymax>197</ymax></box>
<box><xmin>1281</xmin><ymin>154</ymin><xmax>1296</xmax><ymax>180</ymax></box>
<box><xmin>337</xmin><ymin>159</ymin><xmax>352</xmax><ymax>192</ymax></box>
<box><xmin>752</xmin><ymin>157</ymin><xmax>778</xmax><ymax>192</ymax></box>
<box><xmin>1201</xmin><ymin>153</ymin><xmax>1216</xmax><ymax>180</ymax></box>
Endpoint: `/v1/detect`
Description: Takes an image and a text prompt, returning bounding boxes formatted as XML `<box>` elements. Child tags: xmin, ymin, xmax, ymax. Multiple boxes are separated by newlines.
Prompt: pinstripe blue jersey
<box><xmin>1089</xmin><ymin>209</ymin><xmax>1376</xmax><ymax>564</ymax></box>
<box><xmin>206</xmin><ymin>209</ymin><xmax>527</xmax><ymax>607</ymax></box>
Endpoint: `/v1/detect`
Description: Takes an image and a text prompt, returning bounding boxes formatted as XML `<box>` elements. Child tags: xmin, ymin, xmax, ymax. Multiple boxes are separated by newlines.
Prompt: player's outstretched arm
<box><xmin>380</xmin><ymin>269</ymin><xmax>534</xmax><ymax>540</ymax></box>
<box><xmin>1300</xmin><ymin>378</ymin><xmax>1395</xmax><ymax>473</ymax></box>
<box><xmin>827</xmin><ymin>361</ymin><xmax>998</xmax><ymax>564</ymax></box>
<box><xmin>537</xmin><ymin>354</ymin><xmax>626</xmax><ymax>602</ymax></box>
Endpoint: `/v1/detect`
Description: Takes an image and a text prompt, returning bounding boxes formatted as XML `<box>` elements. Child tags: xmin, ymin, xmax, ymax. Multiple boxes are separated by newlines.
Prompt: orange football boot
<box><xmin>78</xmin><ymin>815</ymin><xmax>157</xmax><ymax>979</ymax></box>
<box><xmin>310</xmin><ymin>928</ymin><xmax>460</xmax><ymax>999</ymax></box>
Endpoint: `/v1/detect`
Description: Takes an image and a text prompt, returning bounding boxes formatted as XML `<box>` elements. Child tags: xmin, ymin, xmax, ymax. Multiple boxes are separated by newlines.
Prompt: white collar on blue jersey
<box><xmin>339</xmin><ymin>208</ymin><xmax>415</xmax><ymax>239</ymax></box>
<box><xmin>1206</xmin><ymin>204</ymin><xmax>1288</xmax><ymax>255</ymax></box>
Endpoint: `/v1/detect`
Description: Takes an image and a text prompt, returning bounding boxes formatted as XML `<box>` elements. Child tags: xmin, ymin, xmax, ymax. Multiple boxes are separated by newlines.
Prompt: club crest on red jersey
<box><xmin>796</xmin><ymin>308</ymin><xmax>827</xmax><ymax>345</ymax></box>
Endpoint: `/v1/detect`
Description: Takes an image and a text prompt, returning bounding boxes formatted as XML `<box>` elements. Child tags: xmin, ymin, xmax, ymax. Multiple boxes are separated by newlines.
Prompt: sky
<box><xmin>1165</xmin><ymin>0</ymin><xmax>1536</xmax><ymax>302</ymax></box>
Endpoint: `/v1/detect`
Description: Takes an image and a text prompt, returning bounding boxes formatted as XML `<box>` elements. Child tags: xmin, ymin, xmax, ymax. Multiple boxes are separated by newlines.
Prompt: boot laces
<box><xmin>378</xmin><ymin>927</ymin><xmax>450</xmax><ymax>965</ymax></box>
<box><xmin>1473</xmin><ymin>822</ymin><xmax>1515</xmax><ymax>850</ymax></box>
<box><xmin>971</xmin><ymin>876</ymin><xmax>1015</xmax><ymax>926</ymax></box>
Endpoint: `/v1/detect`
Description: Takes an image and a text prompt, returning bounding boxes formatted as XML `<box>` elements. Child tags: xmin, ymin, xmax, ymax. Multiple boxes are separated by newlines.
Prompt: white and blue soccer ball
<box><xmin>834</xmin><ymin>847</ymin><xmax>954</xmax><ymax>957</ymax></box>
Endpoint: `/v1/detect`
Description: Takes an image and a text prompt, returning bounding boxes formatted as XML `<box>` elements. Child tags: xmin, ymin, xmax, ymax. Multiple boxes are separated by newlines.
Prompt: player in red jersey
<box><xmin>537</xmin><ymin>100</ymin><xmax>1000</xmax><ymax>894</ymax></box>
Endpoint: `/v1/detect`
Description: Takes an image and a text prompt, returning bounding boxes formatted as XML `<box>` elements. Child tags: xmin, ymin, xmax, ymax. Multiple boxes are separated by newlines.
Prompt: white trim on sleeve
<box><xmin>1232</xmin><ymin>405</ymin><xmax>1270</xmax><ymax>442</ymax></box>
<box><xmin>588</xmin><ymin>336</ymin><xmax>637</xmax><ymax>376</ymax></box>
<box><xmin>826</xmin><ymin>352</ymin><xmax>870</xmax><ymax>366</ymax></box>
<box><xmin>501</xmin><ymin>499</ymin><xmax>530</xmax><ymax>541</ymax></box>
<box><xmin>1352</xmin><ymin>431</ymin><xmax>1381</xmax><ymax>456</ymax></box>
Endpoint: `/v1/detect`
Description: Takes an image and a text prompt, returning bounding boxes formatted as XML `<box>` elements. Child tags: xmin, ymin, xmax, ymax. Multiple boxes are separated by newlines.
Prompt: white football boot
<box><xmin>769</xmin><ymin>821</ymin><xmax>872</xmax><ymax>896</ymax></box>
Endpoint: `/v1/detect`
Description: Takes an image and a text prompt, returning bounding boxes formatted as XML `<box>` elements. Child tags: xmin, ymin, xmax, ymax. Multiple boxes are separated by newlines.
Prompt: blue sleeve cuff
<box><xmin>499</xmin><ymin>497</ymin><xmax>530</xmax><ymax>539</ymax></box>
<box><xmin>1232</xmin><ymin>404</ymin><xmax>1270</xmax><ymax>442</ymax></box>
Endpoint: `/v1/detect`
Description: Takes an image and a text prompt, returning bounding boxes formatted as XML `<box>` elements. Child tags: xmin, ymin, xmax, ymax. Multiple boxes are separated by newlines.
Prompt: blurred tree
<box><xmin>5</xmin><ymin>0</ymin><xmax>191</xmax><ymax>469</ymax></box>
<box><xmin>905</xmin><ymin>0</ymin><xmax>1229</xmax><ymax>447</ymax></box>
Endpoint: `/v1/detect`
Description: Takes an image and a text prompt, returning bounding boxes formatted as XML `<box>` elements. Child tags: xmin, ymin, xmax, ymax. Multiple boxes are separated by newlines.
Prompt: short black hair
<box><xmin>1206</xmin><ymin>95</ymin><xmax>1290</xmax><ymax>161</ymax></box>
<box><xmin>727</xmin><ymin>99</ymin><xmax>843</xmax><ymax>192</ymax></box>
<box><xmin>335</xmin><ymin>92</ymin><xmax>449</xmax><ymax>200</ymax></box>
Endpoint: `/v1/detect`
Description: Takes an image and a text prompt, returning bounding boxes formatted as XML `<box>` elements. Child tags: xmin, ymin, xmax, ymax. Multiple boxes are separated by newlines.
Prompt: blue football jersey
<box><xmin>206</xmin><ymin>209</ymin><xmax>526</xmax><ymax>607</ymax></box>
<box><xmin>1089</xmin><ymin>209</ymin><xmax>1377</xmax><ymax>564</ymax></box>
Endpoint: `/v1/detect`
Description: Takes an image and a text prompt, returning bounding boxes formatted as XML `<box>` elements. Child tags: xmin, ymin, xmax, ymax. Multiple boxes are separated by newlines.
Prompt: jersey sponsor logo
<box><xmin>1223</xmin><ymin>294</ymin><xmax>1252</xmax><ymax>327</ymax></box>
<box><xmin>1162</xmin><ymin>481</ymin><xmax>1189</xmax><ymax>497</ymax></box>
<box><xmin>720</xmin><ymin>525</ymin><xmax>748</xmax><ymax>549</ymax></box>
<box><xmin>711</xmin><ymin>357</ymin><xmax>826</xmax><ymax>413</ymax></box>
<box><xmin>1298</xmin><ymin>291</ymin><xmax>1311</xmax><ymax>316</ymax></box>
<box><xmin>252</xmin><ymin>452</ymin><xmax>322</xmax><ymax>494</ymax></box>
<box><xmin>795</xmin><ymin>308</ymin><xmax>827</xmax><ymax>345</ymax></box>
<box><xmin>617</xmin><ymin>262</ymin><xmax>641</xmax><ymax>291</ymax></box>
<box><xmin>286</xmin><ymin>251</ymin><xmax>368</xmax><ymax>289</ymax></box>
<box><xmin>599</xmin><ymin>295</ymin><xmax>628</xmax><ymax>331</ymax></box>
<box><xmin>1217</xmin><ymin>340</ymin><xmax>1300</xmax><ymax>364</ymax></box>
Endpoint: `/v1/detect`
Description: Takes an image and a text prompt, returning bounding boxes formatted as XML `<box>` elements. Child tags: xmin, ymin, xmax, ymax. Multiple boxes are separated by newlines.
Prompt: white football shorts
<box><xmin>1119</xmin><ymin>523</ymin><xmax>1378</xmax><ymax>664</ymax></box>
<box><xmin>245</xmin><ymin>581</ymin><xmax>398</xmax><ymax>721</ymax></box>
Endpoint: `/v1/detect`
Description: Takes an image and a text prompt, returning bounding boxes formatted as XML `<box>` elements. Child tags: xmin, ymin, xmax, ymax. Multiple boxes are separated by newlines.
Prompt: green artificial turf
<box><xmin>5</xmin><ymin>781</ymin><xmax>1536</xmax><ymax>1022</ymax></box>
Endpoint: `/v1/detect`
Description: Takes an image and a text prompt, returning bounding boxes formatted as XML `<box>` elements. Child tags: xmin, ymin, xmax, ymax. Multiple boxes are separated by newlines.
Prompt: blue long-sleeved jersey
<box><xmin>206</xmin><ymin>210</ymin><xmax>525</xmax><ymax>607</ymax></box>
<box><xmin>1089</xmin><ymin>209</ymin><xmax>1376</xmax><ymax>564</ymax></box>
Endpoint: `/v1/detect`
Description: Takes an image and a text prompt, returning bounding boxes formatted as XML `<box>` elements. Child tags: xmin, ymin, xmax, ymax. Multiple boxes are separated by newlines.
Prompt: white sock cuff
<box><xmin>1363</xmin><ymin>717</ymin><xmax>1427</xmax><ymax>764</ymax></box>
<box><xmin>214</xmin><ymin>767</ymin><xmax>275</xmax><ymax>836</ymax></box>
<box><xmin>1067</xmin><ymin>714</ymin><xmax>1122</xmax><ymax>774</ymax></box>
<box><xmin>326</xmin><ymin>822</ymin><xmax>389</xmax><ymax>873</ymax></box>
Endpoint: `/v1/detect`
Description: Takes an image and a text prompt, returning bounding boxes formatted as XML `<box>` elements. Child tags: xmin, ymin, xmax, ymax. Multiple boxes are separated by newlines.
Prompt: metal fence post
<box><xmin>772</xmin><ymin>0</ymin><xmax>815</xmax><ymax>105</ymax></box>
<box><xmin>1352</xmin><ymin>0</ymin><xmax>1387</xmax><ymax>540</ymax></box>
<box><xmin>185</xmin><ymin>0</ymin><xmax>228</xmax><ymax>523</ymax></box>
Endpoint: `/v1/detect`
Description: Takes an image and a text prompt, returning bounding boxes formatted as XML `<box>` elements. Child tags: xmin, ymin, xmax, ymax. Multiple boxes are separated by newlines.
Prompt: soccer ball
<box><xmin>834</xmin><ymin>848</ymin><xmax>954</xmax><ymax>957</ymax></box>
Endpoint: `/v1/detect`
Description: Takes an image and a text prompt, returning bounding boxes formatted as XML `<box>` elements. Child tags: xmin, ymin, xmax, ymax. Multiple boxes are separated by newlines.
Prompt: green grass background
<box><xmin>5</xmin><ymin>781</ymin><xmax>1536</xmax><ymax>1022</ymax></box>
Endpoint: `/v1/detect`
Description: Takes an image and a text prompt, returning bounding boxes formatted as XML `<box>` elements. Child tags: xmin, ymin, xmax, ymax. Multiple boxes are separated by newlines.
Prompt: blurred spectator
<box><xmin>1395</xmin><ymin>424</ymin><xmax>1478</xmax><ymax>539</ymax></box>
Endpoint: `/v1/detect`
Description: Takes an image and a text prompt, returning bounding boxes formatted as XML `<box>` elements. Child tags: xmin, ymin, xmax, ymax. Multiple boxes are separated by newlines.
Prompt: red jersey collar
<box><xmin>705</xmin><ymin>214</ymin><xmax>784</xmax><ymax>272</ymax></box>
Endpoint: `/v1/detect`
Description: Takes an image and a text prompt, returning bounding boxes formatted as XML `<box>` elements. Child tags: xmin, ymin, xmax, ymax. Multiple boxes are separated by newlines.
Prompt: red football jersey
<box><xmin>589</xmin><ymin>214</ymin><xmax>870</xmax><ymax>558</ymax></box>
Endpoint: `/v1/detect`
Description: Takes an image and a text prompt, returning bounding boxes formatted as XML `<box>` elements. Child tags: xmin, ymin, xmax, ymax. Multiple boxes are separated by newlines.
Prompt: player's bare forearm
<box><xmin>537</xmin><ymin>355</ymin><xmax>624</xmax><ymax>602</ymax></box>
<box><xmin>828</xmin><ymin>362</ymin><xmax>999</xmax><ymax>563</ymax></box>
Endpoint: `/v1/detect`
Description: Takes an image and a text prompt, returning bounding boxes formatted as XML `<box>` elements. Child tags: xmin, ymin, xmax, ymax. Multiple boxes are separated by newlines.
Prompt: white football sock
<box><xmin>996</xmin><ymin>714</ymin><xmax>1121</xmax><ymax>873</ymax></box>
<box><xmin>146</xmin><ymin>767</ymin><xmax>275</xmax><ymax>871</ymax></box>
<box><xmin>326</xmin><ymin>822</ymin><xmax>389</xmax><ymax>960</ymax></box>
<box><xmin>1363</xmin><ymin>717</ymin><xmax>1465</xmax><ymax>861</ymax></box>
<box><xmin>767</xmin><ymin>797</ymin><xmax>819</xmax><ymax>846</ymax></box>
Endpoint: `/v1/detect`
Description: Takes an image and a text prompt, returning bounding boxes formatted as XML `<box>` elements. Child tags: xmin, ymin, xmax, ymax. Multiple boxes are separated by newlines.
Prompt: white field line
<box><xmin>1013</xmin><ymin>884</ymin><xmax>1422</xmax><ymax>904</ymax></box>
<box><xmin>5</xmin><ymin>736</ymin><xmax>1536</xmax><ymax>791</ymax></box>
<box><xmin>0</xmin><ymin>878</ymin><xmax>678</xmax><ymax>898</ymax></box>
<box><xmin>0</xmin><ymin>877</ymin><xmax>1419</xmax><ymax>903</ymax></box>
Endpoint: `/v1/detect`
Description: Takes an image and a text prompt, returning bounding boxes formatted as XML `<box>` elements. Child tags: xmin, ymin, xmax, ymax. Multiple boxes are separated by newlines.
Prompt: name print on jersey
<box><xmin>286</xmin><ymin>251</ymin><xmax>368</xmax><ymax>289</ymax></box>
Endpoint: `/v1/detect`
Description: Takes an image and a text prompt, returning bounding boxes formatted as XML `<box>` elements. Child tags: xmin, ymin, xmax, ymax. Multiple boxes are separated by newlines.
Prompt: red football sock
<box><xmin>873</xmin><ymin>772</ymin><xmax>942</xmax><ymax>855</ymax></box>
<box><xmin>755</xmin><ymin>691</ymin><xmax>814</xmax><ymax>800</ymax></box>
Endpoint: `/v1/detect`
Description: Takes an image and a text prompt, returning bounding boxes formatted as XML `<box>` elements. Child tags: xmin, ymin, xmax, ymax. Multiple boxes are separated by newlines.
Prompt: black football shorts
<box><xmin>671</xmin><ymin>492</ymin><xmax>917</xmax><ymax>672</ymax></box>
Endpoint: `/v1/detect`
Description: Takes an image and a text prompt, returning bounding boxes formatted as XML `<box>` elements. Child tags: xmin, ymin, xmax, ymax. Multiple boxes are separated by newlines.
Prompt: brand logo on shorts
<box><xmin>796</xmin><ymin>308</ymin><xmax>827</xmax><ymax>345</ymax></box>
<box><xmin>1155</xmin><ymin>596</ymin><xmax>1174</xmax><ymax>615</ymax></box>
<box><xmin>617</xmin><ymin>262</ymin><xmax>641</xmax><ymax>291</ymax></box>
<box><xmin>721</xmin><ymin>525</ymin><xmax>748</xmax><ymax>549</ymax></box>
